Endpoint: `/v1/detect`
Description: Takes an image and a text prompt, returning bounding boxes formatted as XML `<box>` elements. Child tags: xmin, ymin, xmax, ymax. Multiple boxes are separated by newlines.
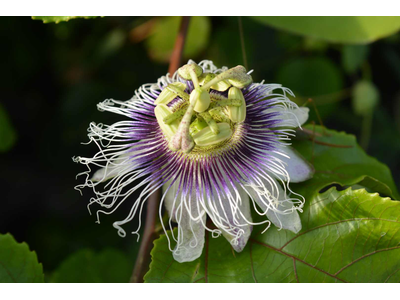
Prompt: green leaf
<box><xmin>145</xmin><ymin>188</ymin><xmax>400</xmax><ymax>283</ymax></box>
<box><xmin>251</xmin><ymin>16</ymin><xmax>400</xmax><ymax>44</ymax></box>
<box><xmin>341</xmin><ymin>45</ymin><xmax>369</xmax><ymax>74</ymax></box>
<box><xmin>0</xmin><ymin>233</ymin><xmax>44</xmax><ymax>283</ymax></box>
<box><xmin>293</xmin><ymin>125</ymin><xmax>399</xmax><ymax>200</ymax></box>
<box><xmin>145</xmin><ymin>16</ymin><xmax>211</xmax><ymax>63</ymax></box>
<box><xmin>0</xmin><ymin>103</ymin><xmax>17</xmax><ymax>152</ymax></box>
<box><xmin>51</xmin><ymin>248</ymin><xmax>132</xmax><ymax>283</ymax></box>
<box><xmin>31</xmin><ymin>16</ymin><xmax>99</xmax><ymax>24</ymax></box>
<box><xmin>277</xmin><ymin>57</ymin><xmax>343</xmax><ymax>99</ymax></box>
<box><xmin>276</xmin><ymin>57</ymin><xmax>344</xmax><ymax>119</ymax></box>
<box><xmin>351</xmin><ymin>80</ymin><xmax>380</xmax><ymax>116</ymax></box>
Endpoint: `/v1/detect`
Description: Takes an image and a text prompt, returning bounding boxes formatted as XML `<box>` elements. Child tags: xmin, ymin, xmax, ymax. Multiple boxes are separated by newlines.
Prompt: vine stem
<box><xmin>129</xmin><ymin>16</ymin><xmax>191</xmax><ymax>283</ymax></box>
<box><xmin>168</xmin><ymin>16</ymin><xmax>191</xmax><ymax>75</ymax></box>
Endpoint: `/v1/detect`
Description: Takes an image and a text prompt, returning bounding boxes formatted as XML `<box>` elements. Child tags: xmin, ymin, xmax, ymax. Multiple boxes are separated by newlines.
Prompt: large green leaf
<box><xmin>293</xmin><ymin>125</ymin><xmax>399</xmax><ymax>200</ymax></box>
<box><xmin>0</xmin><ymin>233</ymin><xmax>44</xmax><ymax>283</ymax></box>
<box><xmin>144</xmin><ymin>188</ymin><xmax>400</xmax><ymax>283</ymax></box>
<box><xmin>31</xmin><ymin>16</ymin><xmax>99</xmax><ymax>24</ymax></box>
<box><xmin>51</xmin><ymin>248</ymin><xmax>132</xmax><ymax>283</ymax></box>
<box><xmin>145</xmin><ymin>16</ymin><xmax>211</xmax><ymax>63</ymax></box>
<box><xmin>251</xmin><ymin>17</ymin><xmax>400</xmax><ymax>44</ymax></box>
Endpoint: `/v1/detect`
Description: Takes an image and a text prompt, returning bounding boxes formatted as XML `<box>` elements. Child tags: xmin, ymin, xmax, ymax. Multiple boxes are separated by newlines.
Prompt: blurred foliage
<box><xmin>342</xmin><ymin>45</ymin><xmax>369</xmax><ymax>74</ymax></box>
<box><xmin>142</xmin><ymin>16</ymin><xmax>211</xmax><ymax>63</ymax></box>
<box><xmin>352</xmin><ymin>80</ymin><xmax>380</xmax><ymax>116</ymax></box>
<box><xmin>50</xmin><ymin>248</ymin><xmax>133</xmax><ymax>283</ymax></box>
<box><xmin>0</xmin><ymin>103</ymin><xmax>17</xmax><ymax>152</ymax></box>
<box><xmin>0</xmin><ymin>233</ymin><xmax>44</xmax><ymax>282</ymax></box>
<box><xmin>32</xmin><ymin>16</ymin><xmax>100</xmax><ymax>24</ymax></box>
<box><xmin>1</xmin><ymin>16</ymin><xmax>400</xmax><ymax>283</ymax></box>
<box><xmin>252</xmin><ymin>16</ymin><xmax>400</xmax><ymax>44</ymax></box>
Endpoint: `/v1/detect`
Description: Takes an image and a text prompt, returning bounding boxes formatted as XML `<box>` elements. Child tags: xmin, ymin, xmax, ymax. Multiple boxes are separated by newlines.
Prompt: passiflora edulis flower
<box><xmin>74</xmin><ymin>60</ymin><xmax>314</xmax><ymax>263</ymax></box>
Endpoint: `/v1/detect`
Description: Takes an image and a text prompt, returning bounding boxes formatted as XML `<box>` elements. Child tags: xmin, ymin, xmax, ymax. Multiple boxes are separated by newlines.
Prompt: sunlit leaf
<box><xmin>251</xmin><ymin>17</ymin><xmax>400</xmax><ymax>44</ymax></box>
<box><xmin>145</xmin><ymin>16</ymin><xmax>211</xmax><ymax>63</ymax></box>
<box><xmin>0</xmin><ymin>233</ymin><xmax>44</xmax><ymax>283</ymax></box>
<box><xmin>145</xmin><ymin>188</ymin><xmax>400</xmax><ymax>283</ymax></box>
<box><xmin>51</xmin><ymin>248</ymin><xmax>132</xmax><ymax>283</ymax></box>
<box><xmin>32</xmin><ymin>16</ymin><xmax>100</xmax><ymax>24</ymax></box>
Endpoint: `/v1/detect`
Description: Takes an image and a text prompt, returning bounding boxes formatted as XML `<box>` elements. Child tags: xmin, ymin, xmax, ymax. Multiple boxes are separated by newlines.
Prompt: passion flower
<box><xmin>74</xmin><ymin>60</ymin><xmax>314</xmax><ymax>263</ymax></box>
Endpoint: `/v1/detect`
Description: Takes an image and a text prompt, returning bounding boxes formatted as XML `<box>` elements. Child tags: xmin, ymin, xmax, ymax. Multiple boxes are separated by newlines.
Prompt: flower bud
<box><xmin>227</xmin><ymin>87</ymin><xmax>246</xmax><ymax>123</ymax></box>
<box><xmin>193</xmin><ymin>123</ymin><xmax>232</xmax><ymax>147</ymax></box>
<box><xmin>154</xmin><ymin>82</ymin><xmax>187</xmax><ymax>105</ymax></box>
<box><xmin>154</xmin><ymin>104</ymin><xmax>179</xmax><ymax>139</ymax></box>
<box><xmin>178</xmin><ymin>63</ymin><xmax>203</xmax><ymax>80</ymax></box>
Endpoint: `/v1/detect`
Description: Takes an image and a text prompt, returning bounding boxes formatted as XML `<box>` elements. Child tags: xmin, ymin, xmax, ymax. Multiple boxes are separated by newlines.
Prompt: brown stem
<box><xmin>130</xmin><ymin>188</ymin><xmax>160</xmax><ymax>283</ymax></box>
<box><xmin>130</xmin><ymin>16</ymin><xmax>191</xmax><ymax>283</ymax></box>
<box><xmin>168</xmin><ymin>16</ymin><xmax>191</xmax><ymax>75</ymax></box>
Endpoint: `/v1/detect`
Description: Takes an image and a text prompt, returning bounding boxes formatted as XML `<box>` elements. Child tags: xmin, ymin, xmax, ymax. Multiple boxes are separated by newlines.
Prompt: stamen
<box><xmin>189</xmin><ymin>117</ymin><xmax>208</xmax><ymax>135</ymax></box>
<box><xmin>202</xmin><ymin>65</ymin><xmax>252</xmax><ymax>90</ymax></box>
<box><xmin>209</xmin><ymin>98</ymin><xmax>242</xmax><ymax>109</ymax></box>
<box><xmin>227</xmin><ymin>87</ymin><xmax>246</xmax><ymax>123</ymax></box>
<box><xmin>209</xmin><ymin>107</ymin><xmax>231</xmax><ymax>123</ymax></box>
<box><xmin>163</xmin><ymin>104</ymin><xmax>188</xmax><ymax>125</ymax></box>
<box><xmin>154</xmin><ymin>104</ymin><xmax>179</xmax><ymax>139</ymax></box>
<box><xmin>199</xmin><ymin>111</ymin><xmax>219</xmax><ymax>134</ymax></box>
<box><xmin>154</xmin><ymin>82</ymin><xmax>187</xmax><ymax>105</ymax></box>
<box><xmin>199</xmin><ymin>73</ymin><xmax>231</xmax><ymax>92</ymax></box>
<box><xmin>166</xmin><ymin>84</ymin><xmax>189</xmax><ymax>101</ymax></box>
<box><xmin>192</xmin><ymin>122</ymin><xmax>233</xmax><ymax>147</ymax></box>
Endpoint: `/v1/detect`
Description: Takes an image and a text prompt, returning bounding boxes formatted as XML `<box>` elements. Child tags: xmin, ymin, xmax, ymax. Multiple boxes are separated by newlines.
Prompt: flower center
<box><xmin>154</xmin><ymin>63</ymin><xmax>252</xmax><ymax>154</ymax></box>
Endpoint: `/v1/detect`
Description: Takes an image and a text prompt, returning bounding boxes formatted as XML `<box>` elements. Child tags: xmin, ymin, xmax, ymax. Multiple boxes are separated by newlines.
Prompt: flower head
<box><xmin>74</xmin><ymin>60</ymin><xmax>314</xmax><ymax>263</ymax></box>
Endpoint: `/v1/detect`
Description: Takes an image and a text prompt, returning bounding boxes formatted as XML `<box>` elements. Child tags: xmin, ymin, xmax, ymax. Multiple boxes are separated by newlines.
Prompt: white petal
<box><xmin>247</xmin><ymin>176</ymin><xmax>302</xmax><ymax>234</ymax></box>
<box><xmin>277</xmin><ymin>146</ymin><xmax>314</xmax><ymax>183</ymax></box>
<box><xmin>173</xmin><ymin>191</ymin><xmax>206</xmax><ymax>263</ymax></box>
<box><xmin>91</xmin><ymin>145</ymin><xmax>147</xmax><ymax>182</ymax></box>
<box><xmin>291</xmin><ymin>107</ymin><xmax>309</xmax><ymax>126</ymax></box>
<box><xmin>206</xmin><ymin>180</ymin><xmax>253</xmax><ymax>253</ymax></box>
<box><xmin>267</xmin><ymin>106</ymin><xmax>309</xmax><ymax>128</ymax></box>
<box><xmin>91</xmin><ymin>151</ymin><xmax>132</xmax><ymax>182</ymax></box>
<box><xmin>266</xmin><ymin>203</ymin><xmax>302</xmax><ymax>234</ymax></box>
<box><xmin>162</xmin><ymin>179</ymin><xmax>180</xmax><ymax>222</ymax></box>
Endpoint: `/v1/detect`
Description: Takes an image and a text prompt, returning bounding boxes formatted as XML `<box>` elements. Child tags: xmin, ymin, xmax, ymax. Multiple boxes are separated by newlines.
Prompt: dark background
<box><xmin>1</xmin><ymin>16</ymin><xmax>399</xmax><ymax>275</ymax></box>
